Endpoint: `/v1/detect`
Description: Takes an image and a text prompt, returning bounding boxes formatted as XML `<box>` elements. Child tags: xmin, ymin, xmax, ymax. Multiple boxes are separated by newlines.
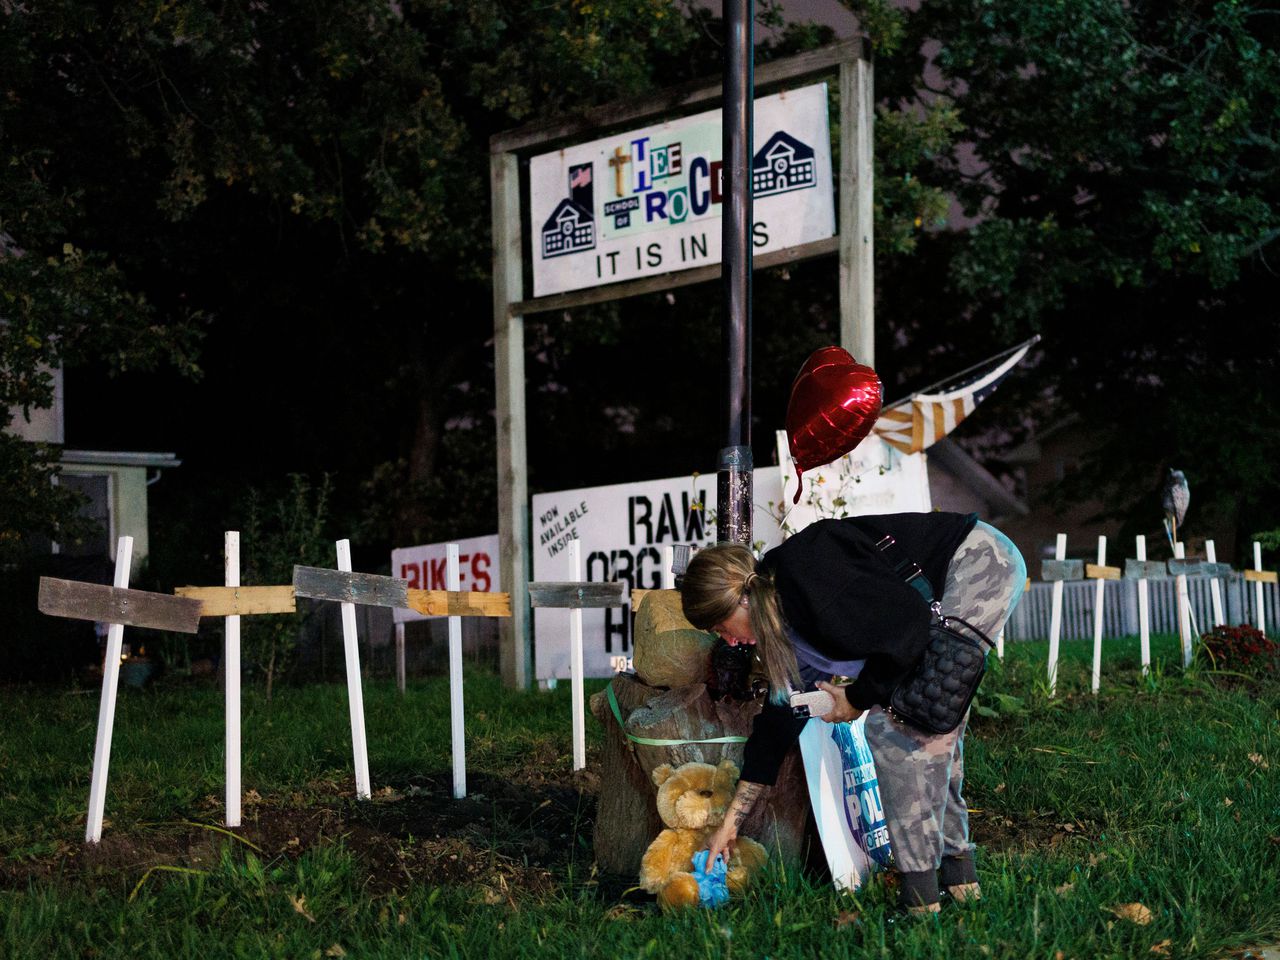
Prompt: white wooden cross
<box><xmin>1173</xmin><ymin>541</ymin><xmax>1194</xmax><ymax>666</ymax></box>
<box><xmin>1134</xmin><ymin>535</ymin><xmax>1152</xmax><ymax>674</ymax></box>
<box><xmin>37</xmin><ymin>536</ymin><xmax>204</xmax><ymax>842</ymax></box>
<box><xmin>527</xmin><ymin>537</ymin><xmax>626</xmax><ymax>771</ymax></box>
<box><xmin>1249</xmin><ymin>541</ymin><xmax>1272</xmax><ymax>636</ymax></box>
<box><xmin>293</xmin><ymin>544</ymin><xmax>512</xmax><ymax>800</ymax></box>
<box><xmin>1086</xmin><ymin>536</ymin><xmax>1121</xmax><ymax>694</ymax></box>
<box><xmin>1045</xmin><ymin>534</ymin><xmax>1069</xmax><ymax>695</ymax></box>
<box><xmin>176</xmin><ymin>531</ymin><xmax>297</xmax><ymax>827</ymax></box>
<box><xmin>1205</xmin><ymin>540</ymin><xmax>1226</xmax><ymax>628</ymax></box>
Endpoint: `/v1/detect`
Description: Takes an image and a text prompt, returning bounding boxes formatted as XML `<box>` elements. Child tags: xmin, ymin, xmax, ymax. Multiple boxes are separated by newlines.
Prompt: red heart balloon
<box><xmin>785</xmin><ymin>347</ymin><xmax>883</xmax><ymax>503</ymax></box>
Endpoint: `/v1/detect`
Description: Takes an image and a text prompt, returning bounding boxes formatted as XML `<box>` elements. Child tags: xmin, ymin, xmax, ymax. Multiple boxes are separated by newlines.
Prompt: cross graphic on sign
<box><xmin>607</xmin><ymin>146</ymin><xmax>631</xmax><ymax>198</ymax></box>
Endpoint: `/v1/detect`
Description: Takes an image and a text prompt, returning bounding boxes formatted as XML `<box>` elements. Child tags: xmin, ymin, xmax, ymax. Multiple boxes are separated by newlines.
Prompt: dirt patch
<box><xmin>2</xmin><ymin>770</ymin><xmax>1093</xmax><ymax>898</ymax></box>
<box><xmin>333</xmin><ymin>772</ymin><xmax>596</xmax><ymax>896</ymax></box>
<box><xmin>0</xmin><ymin>771</ymin><xmax>599</xmax><ymax>898</ymax></box>
<box><xmin>970</xmin><ymin>808</ymin><xmax>1103</xmax><ymax>855</ymax></box>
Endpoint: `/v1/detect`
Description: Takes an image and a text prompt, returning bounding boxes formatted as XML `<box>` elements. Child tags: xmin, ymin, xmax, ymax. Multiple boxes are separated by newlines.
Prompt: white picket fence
<box><xmin>1004</xmin><ymin>573</ymin><xmax>1280</xmax><ymax>642</ymax></box>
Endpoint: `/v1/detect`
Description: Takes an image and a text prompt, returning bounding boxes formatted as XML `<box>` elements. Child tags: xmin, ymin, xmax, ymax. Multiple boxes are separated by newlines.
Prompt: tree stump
<box><xmin>590</xmin><ymin>674</ymin><xmax>813</xmax><ymax>878</ymax></box>
<box><xmin>624</xmin><ymin>682</ymin><xmax>753</xmax><ymax>773</ymax></box>
<box><xmin>589</xmin><ymin>672</ymin><xmax>664</xmax><ymax>877</ymax></box>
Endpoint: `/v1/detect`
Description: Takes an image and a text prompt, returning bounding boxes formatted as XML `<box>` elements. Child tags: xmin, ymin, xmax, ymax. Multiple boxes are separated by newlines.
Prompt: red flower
<box><xmin>1200</xmin><ymin>624</ymin><xmax>1279</xmax><ymax>673</ymax></box>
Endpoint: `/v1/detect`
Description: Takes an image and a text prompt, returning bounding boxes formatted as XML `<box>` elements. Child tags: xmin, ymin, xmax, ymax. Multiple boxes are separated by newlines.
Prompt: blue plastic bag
<box><xmin>690</xmin><ymin>849</ymin><xmax>730</xmax><ymax>907</ymax></box>
<box><xmin>830</xmin><ymin>721</ymin><xmax>892</xmax><ymax>867</ymax></box>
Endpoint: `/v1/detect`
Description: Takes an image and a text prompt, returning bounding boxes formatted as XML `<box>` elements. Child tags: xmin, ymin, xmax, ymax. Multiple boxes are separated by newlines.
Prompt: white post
<box><xmin>447</xmin><ymin>544</ymin><xmax>467</xmax><ymax>799</ymax></box>
<box><xmin>225</xmin><ymin>531</ymin><xmax>242</xmax><ymax>828</ymax></box>
<box><xmin>1047</xmin><ymin>533</ymin><xmax>1066</xmax><ymax>695</ymax></box>
<box><xmin>1091</xmin><ymin>535</ymin><xmax>1107</xmax><ymax>694</ymax></box>
<box><xmin>335</xmin><ymin>540</ymin><xmax>372</xmax><ymax>800</ymax></box>
<box><xmin>85</xmin><ymin>536</ymin><xmax>134</xmax><ymax>843</ymax></box>
<box><xmin>1174</xmin><ymin>541</ymin><xmax>1193</xmax><ymax>667</ymax></box>
<box><xmin>1205</xmin><ymin>540</ymin><xmax>1225</xmax><ymax>628</ymax></box>
<box><xmin>1255</xmin><ymin>541</ymin><xmax>1267</xmax><ymax>636</ymax></box>
<box><xmin>660</xmin><ymin>545</ymin><xmax>676</xmax><ymax>590</ymax></box>
<box><xmin>569</xmin><ymin>538</ymin><xmax>586</xmax><ymax>771</ymax></box>
<box><xmin>1136</xmin><ymin>535</ymin><xmax>1151</xmax><ymax>675</ymax></box>
<box><xmin>395</xmin><ymin>622</ymin><xmax>406</xmax><ymax>695</ymax></box>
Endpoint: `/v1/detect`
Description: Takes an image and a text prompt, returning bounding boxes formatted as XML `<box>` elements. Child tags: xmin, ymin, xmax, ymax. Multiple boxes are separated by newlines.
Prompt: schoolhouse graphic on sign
<box><xmin>541</xmin><ymin>163</ymin><xmax>596</xmax><ymax>259</ymax></box>
<box><xmin>752</xmin><ymin>131</ymin><xmax>817</xmax><ymax>197</ymax></box>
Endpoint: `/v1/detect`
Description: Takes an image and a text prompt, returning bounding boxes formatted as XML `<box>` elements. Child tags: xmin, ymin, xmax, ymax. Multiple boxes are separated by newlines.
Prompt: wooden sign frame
<box><xmin>490</xmin><ymin>39</ymin><xmax>872</xmax><ymax>689</ymax></box>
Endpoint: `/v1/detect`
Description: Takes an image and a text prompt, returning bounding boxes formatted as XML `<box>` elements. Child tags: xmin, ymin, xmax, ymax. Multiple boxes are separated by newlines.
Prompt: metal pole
<box><xmin>718</xmin><ymin>0</ymin><xmax>754</xmax><ymax>546</ymax></box>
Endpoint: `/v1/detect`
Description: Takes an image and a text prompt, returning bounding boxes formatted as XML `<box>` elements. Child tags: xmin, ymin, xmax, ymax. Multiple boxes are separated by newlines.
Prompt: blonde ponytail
<box><xmin>679</xmin><ymin>543</ymin><xmax>800</xmax><ymax>701</ymax></box>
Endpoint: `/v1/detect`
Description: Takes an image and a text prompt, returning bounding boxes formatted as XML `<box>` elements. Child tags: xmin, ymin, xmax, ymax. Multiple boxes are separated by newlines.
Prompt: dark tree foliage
<box><xmin>849</xmin><ymin>0</ymin><xmax>1280</xmax><ymax>560</ymax></box>
<box><xmin>0</xmin><ymin>0</ymin><xmax>724</xmax><ymax>562</ymax></box>
<box><xmin>9</xmin><ymin>0</ymin><xmax>1272</xmax><ymax>573</ymax></box>
<box><xmin>6</xmin><ymin>1</ymin><xmax>935</xmax><ymax>567</ymax></box>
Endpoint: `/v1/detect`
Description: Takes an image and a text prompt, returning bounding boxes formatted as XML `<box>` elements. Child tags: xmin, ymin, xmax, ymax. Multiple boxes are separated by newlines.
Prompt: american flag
<box><xmin>570</xmin><ymin>164</ymin><xmax>593</xmax><ymax>189</ymax></box>
<box><xmin>873</xmin><ymin>337</ymin><xmax>1039</xmax><ymax>455</ymax></box>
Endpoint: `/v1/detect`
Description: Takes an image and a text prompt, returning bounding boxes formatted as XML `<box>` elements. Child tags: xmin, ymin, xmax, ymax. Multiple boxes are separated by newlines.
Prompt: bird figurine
<box><xmin>1161</xmin><ymin>468</ymin><xmax>1190</xmax><ymax>547</ymax></box>
<box><xmin>1160</xmin><ymin>467</ymin><xmax>1199</xmax><ymax>644</ymax></box>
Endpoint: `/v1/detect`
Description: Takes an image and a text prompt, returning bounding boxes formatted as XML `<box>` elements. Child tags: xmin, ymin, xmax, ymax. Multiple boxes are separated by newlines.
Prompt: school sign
<box><xmin>530</xmin><ymin>83</ymin><xmax>836</xmax><ymax>297</ymax></box>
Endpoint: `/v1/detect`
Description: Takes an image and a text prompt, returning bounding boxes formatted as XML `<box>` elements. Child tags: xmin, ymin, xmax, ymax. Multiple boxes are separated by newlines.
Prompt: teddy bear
<box><xmin>638</xmin><ymin>758</ymin><xmax>768</xmax><ymax>909</ymax></box>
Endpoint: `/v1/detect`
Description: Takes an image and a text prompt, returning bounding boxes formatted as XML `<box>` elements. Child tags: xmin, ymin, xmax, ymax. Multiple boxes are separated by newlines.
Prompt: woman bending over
<box><xmin>679</xmin><ymin>511</ymin><xmax>1025</xmax><ymax>914</ymax></box>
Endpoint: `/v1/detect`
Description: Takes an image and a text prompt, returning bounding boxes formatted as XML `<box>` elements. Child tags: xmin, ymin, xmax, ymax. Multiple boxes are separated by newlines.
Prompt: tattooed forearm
<box><xmin>730</xmin><ymin>781</ymin><xmax>766</xmax><ymax>828</ymax></box>
<box><xmin>737</xmin><ymin>782</ymin><xmax>764</xmax><ymax>809</ymax></box>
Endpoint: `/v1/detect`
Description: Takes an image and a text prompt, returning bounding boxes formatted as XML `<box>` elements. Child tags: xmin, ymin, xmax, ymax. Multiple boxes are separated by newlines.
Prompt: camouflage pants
<box><xmin>864</xmin><ymin>521</ymin><xmax>1026</xmax><ymax>906</ymax></box>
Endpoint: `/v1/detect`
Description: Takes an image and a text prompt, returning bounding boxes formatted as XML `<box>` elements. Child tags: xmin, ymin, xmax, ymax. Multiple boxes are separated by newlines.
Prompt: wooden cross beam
<box><xmin>39</xmin><ymin>578</ymin><xmax>203</xmax><ymax>634</ymax></box>
<box><xmin>177</xmin><ymin>584</ymin><xmax>515</xmax><ymax>619</ymax></box>
<box><xmin>528</xmin><ymin>581</ymin><xmax>626</xmax><ymax>609</ymax></box>
<box><xmin>1040</xmin><ymin>559</ymin><xmax>1085</xmax><ymax>582</ymax></box>
<box><xmin>291</xmin><ymin>567</ymin><xmax>512</xmax><ymax>617</ymax></box>
<box><xmin>1166</xmin><ymin>559</ymin><xmax>1234</xmax><ymax>577</ymax></box>
<box><xmin>408</xmin><ymin>589</ymin><xmax>512</xmax><ymax>618</ymax></box>
<box><xmin>174</xmin><ymin>585</ymin><xmax>296</xmax><ymax>617</ymax></box>
<box><xmin>1124</xmin><ymin>559</ymin><xmax>1169</xmax><ymax>580</ymax></box>
<box><xmin>293</xmin><ymin>566</ymin><xmax>410</xmax><ymax>608</ymax></box>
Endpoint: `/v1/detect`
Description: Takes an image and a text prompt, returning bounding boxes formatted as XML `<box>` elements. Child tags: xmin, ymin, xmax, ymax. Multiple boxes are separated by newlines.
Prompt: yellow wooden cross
<box><xmin>607</xmin><ymin>146</ymin><xmax>631</xmax><ymax>197</ymax></box>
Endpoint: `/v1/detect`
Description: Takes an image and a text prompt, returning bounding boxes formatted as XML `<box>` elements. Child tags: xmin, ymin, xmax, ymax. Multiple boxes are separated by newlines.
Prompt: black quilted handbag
<box><xmin>872</xmin><ymin>530</ymin><xmax>995</xmax><ymax>735</ymax></box>
<box><xmin>888</xmin><ymin>611</ymin><xmax>994</xmax><ymax>735</ymax></box>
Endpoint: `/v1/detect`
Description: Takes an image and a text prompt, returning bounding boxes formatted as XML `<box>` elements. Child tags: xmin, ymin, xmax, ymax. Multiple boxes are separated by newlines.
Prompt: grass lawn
<box><xmin>2</xmin><ymin>633</ymin><xmax>1278</xmax><ymax>959</ymax></box>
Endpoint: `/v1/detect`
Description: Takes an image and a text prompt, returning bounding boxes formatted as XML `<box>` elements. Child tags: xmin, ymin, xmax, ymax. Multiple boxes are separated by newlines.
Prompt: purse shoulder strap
<box><xmin>871</xmin><ymin>529</ymin><xmax>993</xmax><ymax>651</ymax></box>
<box><xmin>937</xmin><ymin>613</ymin><xmax>996</xmax><ymax>651</ymax></box>
<box><xmin>871</xmin><ymin>530</ymin><xmax>939</xmax><ymax>608</ymax></box>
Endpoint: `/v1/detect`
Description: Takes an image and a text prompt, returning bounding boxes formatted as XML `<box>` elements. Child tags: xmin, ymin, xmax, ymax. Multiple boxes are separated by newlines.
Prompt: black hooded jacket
<box><xmin>740</xmin><ymin>510</ymin><xmax>977</xmax><ymax>785</ymax></box>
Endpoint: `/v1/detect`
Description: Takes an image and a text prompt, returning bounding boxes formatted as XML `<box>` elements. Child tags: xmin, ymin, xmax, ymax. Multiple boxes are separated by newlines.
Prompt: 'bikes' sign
<box><xmin>390</xmin><ymin>534</ymin><xmax>500</xmax><ymax>623</ymax></box>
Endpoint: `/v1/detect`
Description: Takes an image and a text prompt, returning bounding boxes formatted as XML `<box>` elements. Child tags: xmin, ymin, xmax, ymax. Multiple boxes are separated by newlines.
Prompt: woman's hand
<box><xmin>705</xmin><ymin>779</ymin><xmax>766</xmax><ymax>864</ymax></box>
<box><xmin>705</xmin><ymin>818</ymin><xmax>738</xmax><ymax>866</ymax></box>
<box><xmin>816</xmin><ymin>680</ymin><xmax>863</xmax><ymax>724</ymax></box>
